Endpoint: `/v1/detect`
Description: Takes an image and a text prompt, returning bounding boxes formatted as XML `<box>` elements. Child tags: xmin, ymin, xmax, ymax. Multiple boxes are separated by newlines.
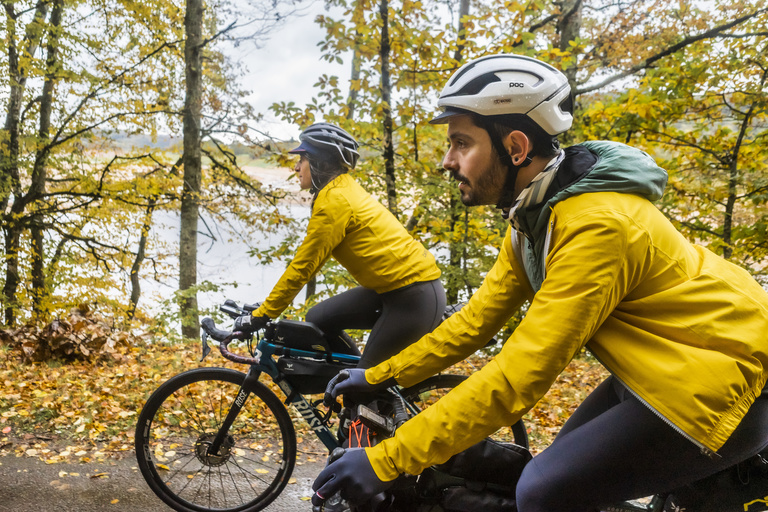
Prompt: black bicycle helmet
<box><xmin>289</xmin><ymin>123</ymin><xmax>360</xmax><ymax>169</ymax></box>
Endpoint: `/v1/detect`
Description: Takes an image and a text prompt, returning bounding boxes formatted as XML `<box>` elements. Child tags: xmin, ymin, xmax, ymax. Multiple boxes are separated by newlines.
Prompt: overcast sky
<box><xmin>229</xmin><ymin>1</ymin><xmax>351</xmax><ymax>141</ymax></box>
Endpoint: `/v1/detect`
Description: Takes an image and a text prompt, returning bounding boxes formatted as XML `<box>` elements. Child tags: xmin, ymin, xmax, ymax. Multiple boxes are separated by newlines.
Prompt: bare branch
<box><xmin>576</xmin><ymin>8</ymin><xmax>768</xmax><ymax>95</ymax></box>
<box><xmin>51</xmin><ymin>41</ymin><xmax>182</xmax><ymax>144</ymax></box>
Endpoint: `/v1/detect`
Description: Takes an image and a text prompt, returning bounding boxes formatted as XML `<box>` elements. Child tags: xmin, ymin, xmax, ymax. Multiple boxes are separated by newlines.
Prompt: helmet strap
<box><xmin>478</xmin><ymin>117</ymin><xmax>532</xmax><ymax>212</ymax></box>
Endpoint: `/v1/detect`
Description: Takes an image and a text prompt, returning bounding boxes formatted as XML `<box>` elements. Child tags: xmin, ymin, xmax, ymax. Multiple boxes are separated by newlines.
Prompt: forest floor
<box><xmin>0</xmin><ymin>331</ymin><xmax>609</xmax><ymax>510</ymax></box>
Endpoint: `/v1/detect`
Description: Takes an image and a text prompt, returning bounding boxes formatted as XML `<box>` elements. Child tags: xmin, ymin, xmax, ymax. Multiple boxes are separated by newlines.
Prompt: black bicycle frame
<box><xmin>207</xmin><ymin>337</ymin><xmax>359</xmax><ymax>456</ymax></box>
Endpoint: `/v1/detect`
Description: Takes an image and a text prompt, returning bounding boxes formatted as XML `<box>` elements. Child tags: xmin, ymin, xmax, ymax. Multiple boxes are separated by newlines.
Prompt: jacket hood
<box><xmin>513</xmin><ymin>141</ymin><xmax>668</xmax><ymax>293</ymax></box>
<box><xmin>556</xmin><ymin>141</ymin><xmax>667</xmax><ymax>203</ymax></box>
<box><xmin>515</xmin><ymin>141</ymin><xmax>668</xmax><ymax>242</ymax></box>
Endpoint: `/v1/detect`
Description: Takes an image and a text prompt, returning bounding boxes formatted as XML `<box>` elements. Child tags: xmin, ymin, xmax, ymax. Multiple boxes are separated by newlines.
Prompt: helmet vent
<box><xmin>444</xmin><ymin>73</ymin><xmax>501</xmax><ymax>99</ymax></box>
<box><xmin>448</xmin><ymin>54</ymin><xmax>511</xmax><ymax>85</ymax></box>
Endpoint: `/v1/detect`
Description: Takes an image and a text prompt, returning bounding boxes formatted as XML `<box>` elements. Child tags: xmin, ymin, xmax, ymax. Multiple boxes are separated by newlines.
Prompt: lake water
<box><xmin>139</xmin><ymin>167</ymin><xmax>316</xmax><ymax>322</ymax></box>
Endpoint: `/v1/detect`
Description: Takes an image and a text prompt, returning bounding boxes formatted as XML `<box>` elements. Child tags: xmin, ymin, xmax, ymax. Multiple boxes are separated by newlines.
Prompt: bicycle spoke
<box><xmin>135</xmin><ymin>368</ymin><xmax>296</xmax><ymax>512</ymax></box>
<box><xmin>224</xmin><ymin>458</ymin><xmax>247</xmax><ymax>506</ymax></box>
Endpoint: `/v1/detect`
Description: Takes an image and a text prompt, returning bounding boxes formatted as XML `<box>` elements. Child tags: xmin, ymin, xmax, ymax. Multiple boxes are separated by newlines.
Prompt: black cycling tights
<box><xmin>305</xmin><ymin>279</ymin><xmax>446</xmax><ymax>369</ymax></box>
<box><xmin>516</xmin><ymin>377</ymin><xmax>768</xmax><ymax>512</ymax></box>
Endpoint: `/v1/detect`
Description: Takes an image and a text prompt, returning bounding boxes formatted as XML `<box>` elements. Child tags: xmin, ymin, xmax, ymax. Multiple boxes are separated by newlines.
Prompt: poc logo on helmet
<box><xmin>508</xmin><ymin>82</ymin><xmax>525</xmax><ymax>88</ymax></box>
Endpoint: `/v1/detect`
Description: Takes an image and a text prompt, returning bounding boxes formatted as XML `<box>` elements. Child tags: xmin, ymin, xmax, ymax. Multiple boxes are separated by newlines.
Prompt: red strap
<box><xmin>349</xmin><ymin>418</ymin><xmax>372</xmax><ymax>448</ymax></box>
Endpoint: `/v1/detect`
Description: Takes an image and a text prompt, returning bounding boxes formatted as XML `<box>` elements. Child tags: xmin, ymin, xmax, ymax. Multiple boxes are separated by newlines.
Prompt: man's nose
<box><xmin>441</xmin><ymin>150</ymin><xmax>456</xmax><ymax>171</ymax></box>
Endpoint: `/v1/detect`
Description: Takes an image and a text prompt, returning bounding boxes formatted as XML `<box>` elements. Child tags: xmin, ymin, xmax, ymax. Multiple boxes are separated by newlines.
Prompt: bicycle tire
<box><xmin>135</xmin><ymin>367</ymin><xmax>297</xmax><ymax>512</ymax></box>
<box><xmin>401</xmin><ymin>374</ymin><xmax>529</xmax><ymax>449</ymax></box>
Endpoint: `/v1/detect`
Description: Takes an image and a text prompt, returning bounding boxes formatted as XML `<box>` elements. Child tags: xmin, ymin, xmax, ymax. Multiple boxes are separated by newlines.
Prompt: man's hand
<box><xmin>233</xmin><ymin>313</ymin><xmax>268</xmax><ymax>334</ymax></box>
<box><xmin>311</xmin><ymin>448</ymin><xmax>392</xmax><ymax>507</ymax></box>
<box><xmin>323</xmin><ymin>369</ymin><xmax>379</xmax><ymax>407</ymax></box>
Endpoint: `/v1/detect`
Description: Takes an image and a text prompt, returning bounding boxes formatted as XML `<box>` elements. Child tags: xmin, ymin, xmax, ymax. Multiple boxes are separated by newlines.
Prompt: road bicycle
<box><xmin>134</xmin><ymin>300</ymin><xmax>528</xmax><ymax>512</ymax></box>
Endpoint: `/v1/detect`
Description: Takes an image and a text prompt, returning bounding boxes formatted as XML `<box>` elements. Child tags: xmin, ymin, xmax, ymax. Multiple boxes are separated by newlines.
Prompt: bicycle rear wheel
<box><xmin>135</xmin><ymin>367</ymin><xmax>296</xmax><ymax>512</ymax></box>
<box><xmin>401</xmin><ymin>374</ymin><xmax>529</xmax><ymax>449</ymax></box>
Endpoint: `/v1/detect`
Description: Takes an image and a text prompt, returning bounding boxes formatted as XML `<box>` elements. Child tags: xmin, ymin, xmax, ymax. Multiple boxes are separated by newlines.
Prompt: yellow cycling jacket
<box><xmin>364</xmin><ymin>146</ymin><xmax>768</xmax><ymax>481</ymax></box>
<box><xmin>254</xmin><ymin>173</ymin><xmax>440</xmax><ymax>319</ymax></box>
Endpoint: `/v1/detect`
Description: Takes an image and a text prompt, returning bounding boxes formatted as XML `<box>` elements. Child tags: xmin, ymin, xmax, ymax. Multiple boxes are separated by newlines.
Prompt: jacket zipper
<box><xmin>590</xmin><ymin>352</ymin><xmax>718</xmax><ymax>459</ymax></box>
<box><xmin>538</xmin><ymin>216</ymin><xmax>717</xmax><ymax>458</ymax></box>
<box><xmin>525</xmin><ymin>218</ymin><xmax>716</xmax><ymax>458</ymax></box>
<box><xmin>541</xmin><ymin>219</ymin><xmax>554</xmax><ymax>283</ymax></box>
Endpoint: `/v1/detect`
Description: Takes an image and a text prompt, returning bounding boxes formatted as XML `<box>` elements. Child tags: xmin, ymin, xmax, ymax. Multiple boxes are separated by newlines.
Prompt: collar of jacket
<box><xmin>511</xmin><ymin>141</ymin><xmax>668</xmax><ymax>293</ymax></box>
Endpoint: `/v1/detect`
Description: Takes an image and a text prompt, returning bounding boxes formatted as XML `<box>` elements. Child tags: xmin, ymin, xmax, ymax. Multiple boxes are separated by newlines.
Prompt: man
<box><xmin>312</xmin><ymin>54</ymin><xmax>768</xmax><ymax>512</ymax></box>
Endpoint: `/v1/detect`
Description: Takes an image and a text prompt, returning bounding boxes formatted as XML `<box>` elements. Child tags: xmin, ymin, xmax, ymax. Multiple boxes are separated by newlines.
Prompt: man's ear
<box><xmin>503</xmin><ymin>131</ymin><xmax>531</xmax><ymax>166</ymax></box>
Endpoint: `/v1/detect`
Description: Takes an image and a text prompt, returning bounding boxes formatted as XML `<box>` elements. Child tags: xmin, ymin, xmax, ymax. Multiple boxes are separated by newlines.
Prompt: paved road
<box><xmin>0</xmin><ymin>452</ymin><xmax>325</xmax><ymax>512</ymax></box>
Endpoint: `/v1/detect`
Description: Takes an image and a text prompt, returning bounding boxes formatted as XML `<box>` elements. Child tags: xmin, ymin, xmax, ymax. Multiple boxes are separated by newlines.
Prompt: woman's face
<box><xmin>294</xmin><ymin>154</ymin><xmax>313</xmax><ymax>190</ymax></box>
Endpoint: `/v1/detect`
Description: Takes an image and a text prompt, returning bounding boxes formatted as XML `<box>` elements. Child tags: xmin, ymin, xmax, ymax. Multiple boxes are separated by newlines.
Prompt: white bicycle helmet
<box><xmin>289</xmin><ymin>123</ymin><xmax>360</xmax><ymax>169</ymax></box>
<box><xmin>430</xmin><ymin>54</ymin><xmax>573</xmax><ymax>135</ymax></box>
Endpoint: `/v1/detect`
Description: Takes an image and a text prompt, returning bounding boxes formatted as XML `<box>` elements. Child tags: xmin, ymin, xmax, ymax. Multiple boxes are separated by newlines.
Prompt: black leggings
<box><xmin>305</xmin><ymin>279</ymin><xmax>446</xmax><ymax>369</ymax></box>
<box><xmin>516</xmin><ymin>377</ymin><xmax>768</xmax><ymax>512</ymax></box>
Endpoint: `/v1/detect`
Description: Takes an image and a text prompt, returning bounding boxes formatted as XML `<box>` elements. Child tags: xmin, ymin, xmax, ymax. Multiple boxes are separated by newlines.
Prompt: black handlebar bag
<box><xmin>664</xmin><ymin>449</ymin><xmax>768</xmax><ymax>512</ymax></box>
<box><xmin>422</xmin><ymin>437</ymin><xmax>532</xmax><ymax>512</ymax></box>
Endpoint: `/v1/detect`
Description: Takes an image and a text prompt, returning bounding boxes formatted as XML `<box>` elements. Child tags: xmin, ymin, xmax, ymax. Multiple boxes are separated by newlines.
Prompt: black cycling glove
<box><xmin>233</xmin><ymin>313</ymin><xmax>269</xmax><ymax>334</ymax></box>
<box><xmin>312</xmin><ymin>448</ymin><xmax>392</xmax><ymax>507</ymax></box>
<box><xmin>323</xmin><ymin>369</ymin><xmax>396</xmax><ymax>408</ymax></box>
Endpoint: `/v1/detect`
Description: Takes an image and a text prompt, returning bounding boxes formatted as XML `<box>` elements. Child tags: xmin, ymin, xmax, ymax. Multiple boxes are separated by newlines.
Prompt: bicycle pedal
<box><xmin>356</xmin><ymin>404</ymin><xmax>394</xmax><ymax>436</ymax></box>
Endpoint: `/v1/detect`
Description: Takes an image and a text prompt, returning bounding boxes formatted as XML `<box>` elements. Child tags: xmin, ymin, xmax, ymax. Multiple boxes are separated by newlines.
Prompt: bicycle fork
<box><xmin>206</xmin><ymin>366</ymin><xmax>263</xmax><ymax>457</ymax></box>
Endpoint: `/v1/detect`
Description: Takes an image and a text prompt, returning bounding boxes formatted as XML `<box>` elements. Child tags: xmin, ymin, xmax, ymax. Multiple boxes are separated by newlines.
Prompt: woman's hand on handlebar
<box><xmin>233</xmin><ymin>313</ymin><xmax>269</xmax><ymax>334</ymax></box>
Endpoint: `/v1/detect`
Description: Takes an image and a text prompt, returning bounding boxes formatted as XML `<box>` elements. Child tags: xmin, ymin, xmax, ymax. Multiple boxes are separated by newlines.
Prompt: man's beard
<box><xmin>454</xmin><ymin>163</ymin><xmax>507</xmax><ymax>207</ymax></box>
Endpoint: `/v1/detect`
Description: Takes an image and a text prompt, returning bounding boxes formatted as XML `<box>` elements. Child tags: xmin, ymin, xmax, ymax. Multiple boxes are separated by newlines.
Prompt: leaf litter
<box><xmin>1</xmin><ymin>308</ymin><xmax>609</xmax><ymax>465</ymax></box>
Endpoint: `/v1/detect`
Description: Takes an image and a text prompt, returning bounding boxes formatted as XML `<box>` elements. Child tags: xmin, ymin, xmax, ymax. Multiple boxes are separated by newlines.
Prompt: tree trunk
<box><xmin>722</xmin><ymin>91</ymin><xmax>761</xmax><ymax>260</ymax></box>
<box><xmin>446</xmin><ymin>194</ymin><xmax>462</xmax><ymax>304</ymax></box>
<box><xmin>346</xmin><ymin>1</ymin><xmax>364</xmax><ymax>121</ymax></box>
<box><xmin>453</xmin><ymin>0</ymin><xmax>470</xmax><ymax>62</ymax></box>
<box><xmin>31</xmin><ymin>218</ymin><xmax>45</xmax><ymax>316</ymax></box>
<box><xmin>304</xmin><ymin>276</ymin><xmax>317</xmax><ymax>303</ymax></box>
<box><xmin>1</xmin><ymin>2</ymin><xmax>49</xmax><ymax>325</ymax></box>
<box><xmin>2</xmin><ymin>227</ymin><xmax>20</xmax><ymax>325</ymax></box>
<box><xmin>0</xmin><ymin>1</ymin><xmax>49</xmax><ymax>212</ymax></box>
<box><xmin>557</xmin><ymin>0</ymin><xmax>582</xmax><ymax>86</ymax></box>
<box><xmin>446</xmin><ymin>0</ymin><xmax>471</xmax><ymax>304</ymax></box>
<box><xmin>29</xmin><ymin>0</ymin><xmax>63</xmax><ymax>320</ymax></box>
<box><xmin>128</xmin><ymin>198</ymin><xmax>157</xmax><ymax>321</ymax></box>
<box><xmin>379</xmin><ymin>0</ymin><xmax>397</xmax><ymax>215</ymax></box>
<box><xmin>179</xmin><ymin>0</ymin><xmax>204</xmax><ymax>339</ymax></box>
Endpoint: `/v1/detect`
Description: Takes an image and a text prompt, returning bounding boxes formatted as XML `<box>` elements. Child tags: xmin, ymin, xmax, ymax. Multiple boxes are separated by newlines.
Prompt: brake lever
<box><xmin>220</xmin><ymin>300</ymin><xmax>244</xmax><ymax>319</ymax></box>
<box><xmin>200</xmin><ymin>331</ymin><xmax>212</xmax><ymax>362</ymax></box>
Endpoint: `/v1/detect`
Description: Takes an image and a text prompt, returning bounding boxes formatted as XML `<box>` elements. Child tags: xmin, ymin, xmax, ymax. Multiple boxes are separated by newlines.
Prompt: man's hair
<box><xmin>478</xmin><ymin>113</ymin><xmax>561</xmax><ymax>160</ymax></box>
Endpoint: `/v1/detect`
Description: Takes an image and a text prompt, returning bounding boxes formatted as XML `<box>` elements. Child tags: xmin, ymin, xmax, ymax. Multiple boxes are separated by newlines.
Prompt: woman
<box><xmin>235</xmin><ymin>122</ymin><xmax>446</xmax><ymax>369</ymax></box>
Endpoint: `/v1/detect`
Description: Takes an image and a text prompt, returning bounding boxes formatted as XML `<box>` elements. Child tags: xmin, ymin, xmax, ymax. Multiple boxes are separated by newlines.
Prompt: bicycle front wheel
<box><xmin>401</xmin><ymin>374</ymin><xmax>529</xmax><ymax>449</ymax></box>
<box><xmin>135</xmin><ymin>367</ymin><xmax>296</xmax><ymax>512</ymax></box>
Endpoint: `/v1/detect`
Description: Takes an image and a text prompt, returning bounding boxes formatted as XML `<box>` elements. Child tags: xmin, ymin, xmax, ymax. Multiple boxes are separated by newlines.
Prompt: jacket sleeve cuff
<box><xmin>365</xmin><ymin>362</ymin><xmax>396</xmax><ymax>386</ymax></box>
<box><xmin>252</xmin><ymin>307</ymin><xmax>266</xmax><ymax>318</ymax></box>
<box><xmin>365</xmin><ymin>444</ymin><xmax>401</xmax><ymax>482</ymax></box>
